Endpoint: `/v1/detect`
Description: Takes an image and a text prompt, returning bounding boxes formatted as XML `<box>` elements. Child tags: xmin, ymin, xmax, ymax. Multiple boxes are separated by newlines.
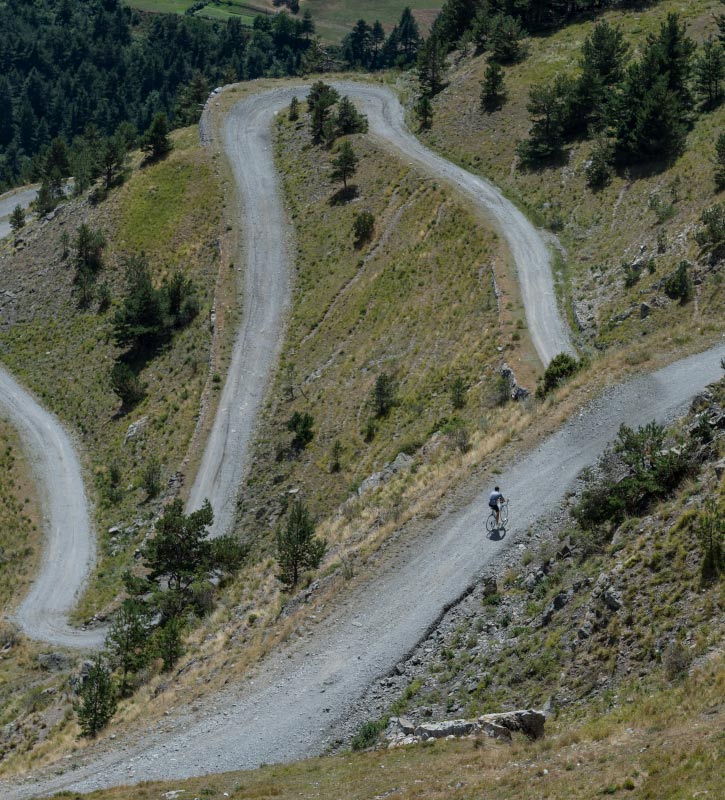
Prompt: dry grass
<box><xmin>0</xmin><ymin>420</ymin><xmax>40</xmax><ymax>612</ymax></box>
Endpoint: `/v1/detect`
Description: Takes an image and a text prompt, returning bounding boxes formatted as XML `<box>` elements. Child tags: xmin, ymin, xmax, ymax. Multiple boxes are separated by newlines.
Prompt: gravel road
<box><xmin>0</xmin><ymin>365</ymin><xmax>102</xmax><ymax>649</ymax></box>
<box><xmin>0</xmin><ymin>186</ymin><xmax>38</xmax><ymax>239</ymax></box>
<box><xmin>187</xmin><ymin>81</ymin><xmax>574</xmax><ymax>536</ymax></box>
<box><xmin>6</xmin><ymin>342</ymin><xmax>723</xmax><ymax>799</ymax></box>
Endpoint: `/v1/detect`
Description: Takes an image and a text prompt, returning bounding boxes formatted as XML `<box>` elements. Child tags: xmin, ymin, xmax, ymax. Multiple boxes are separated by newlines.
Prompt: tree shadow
<box><xmin>329</xmin><ymin>185</ymin><xmax>358</xmax><ymax>206</ymax></box>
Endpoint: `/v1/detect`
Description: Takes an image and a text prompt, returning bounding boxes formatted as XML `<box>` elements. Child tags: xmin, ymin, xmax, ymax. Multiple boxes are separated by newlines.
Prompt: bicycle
<box><xmin>486</xmin><ymin>501</ymin><xmax>509</xmax><ymax>532</ymax></box>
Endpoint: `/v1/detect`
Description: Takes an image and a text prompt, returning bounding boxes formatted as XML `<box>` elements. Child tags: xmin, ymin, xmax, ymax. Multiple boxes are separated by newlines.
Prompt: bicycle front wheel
<box><xmin>500</xmin><ymin>502</ymin><xmax>509</xmax><ymax>526</ymax></box>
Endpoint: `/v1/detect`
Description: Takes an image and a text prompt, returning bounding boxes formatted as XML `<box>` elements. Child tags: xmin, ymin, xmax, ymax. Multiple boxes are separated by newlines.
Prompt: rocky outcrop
<box><xmin>385</xmin><ymin>709</ymin><xmax>546</xmax><ymax>748</ymax></box>
<box><xmin>357</xmin><ymin>452</ymin><xmax>413</xmax><ymax>496</ymax></box>
<box><xmin>500</xmin><ymin>362</ymin><xmax>530</xmax><ymax>401</ymax></box>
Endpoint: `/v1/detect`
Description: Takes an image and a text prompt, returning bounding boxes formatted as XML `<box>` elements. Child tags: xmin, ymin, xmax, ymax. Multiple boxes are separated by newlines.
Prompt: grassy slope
<box><xmin>0</xmin><ymin>421</ymin><xmax>40</xmax><ymax>613</ymax></box>
<box><xmin>0</xmin><ymin>127</ymin><xmax>222</xmax><ymax>619</ymax></box>
<box><xmin>235</xmin><ymin>106</ymin><xmax>518</xmax><ymax>544</ymax></box>
<box><xmin>419</xmin><ymin>0</ymin><xmax>724</xmax><ymax>355</ymax></box>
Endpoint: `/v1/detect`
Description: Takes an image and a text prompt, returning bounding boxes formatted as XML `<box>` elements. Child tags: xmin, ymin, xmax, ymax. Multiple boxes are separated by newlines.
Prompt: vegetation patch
<box><xmin>0</xmin><ymin>420</ymin><xmax>40</xmax><ymax>611</ymax></box>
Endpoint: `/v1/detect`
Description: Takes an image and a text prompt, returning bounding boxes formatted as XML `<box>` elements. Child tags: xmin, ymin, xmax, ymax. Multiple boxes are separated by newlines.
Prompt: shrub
<box><xmin>351</xmin><ymin>719</ymin><xmax>386</xmax><ymax>751</ymax></box>
<box><xmin>288</xmin><ymin>95</ymin><xmax>299</xmax><ymax>121</ymax></box>
<box><xmin>536</xmin><ymin>353</ymin><xmax>580</xmax><ymax>397</ymax></box>
<box><xmin>110</xmin><ymin>361</ymin><xmax>145</xmax><ymax>407</ymax></box>
<box><xmin>353</xmin><ymin>211</ymin><xmax>375</xmax><ymax>247</ymax></box>
<box><xmin>574</xmin><ymin>421</ymin><xmax>694</xmax><ymax>527</ymax></box>
<box><xmin>694</xmin><ymin>203</ymin><xmax>725</xmax><ymax>262</ymax></box>
<box><xmin>585</xmin><ymin>138</ymin><xmax>614</xmax><ymax>189</ymax></box>
<box><xmin>664</xmin><ymin>261</ymin><xmax>693</xmax><ymax>304</ymax></box>
<box><xmin>142</xmin><ymin>456</ymin><xmax>162</xmax><ymax>499</ymax></box>
<box><xmin>287</xmin><ymin>411</ymin><xmax>314</xmax><ymax>451</ymax></box>
<box><xmin>371</xmin><ymin>373</ymin><xmax>396</xmax><ymax>417</ymax></box>
<box><xmin>450</xmin><ymin>376</ymin><xmax>467</xmax><ymax>409</ymax></box>
<box><xmin>693</xmin><ymin>499</ymin><xmax>724</xmax><ymax>584</ymax></box>
<box><xmin>330</xmin><ymin>439</ymin><xmax>342</xmax><ymax>473</ymax></box>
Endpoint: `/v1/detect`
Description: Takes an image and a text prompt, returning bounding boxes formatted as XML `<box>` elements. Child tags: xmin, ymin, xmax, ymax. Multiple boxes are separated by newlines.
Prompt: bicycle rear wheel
<box><xmin>486</xmin><ymin>512</ymin><xmax>496</xmax><ymax>532</ymax></box>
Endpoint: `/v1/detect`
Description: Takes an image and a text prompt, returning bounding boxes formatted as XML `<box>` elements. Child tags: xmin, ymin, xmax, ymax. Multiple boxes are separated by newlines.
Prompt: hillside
<box><xmin>415</xmin><ymin>0</ymin><xmax>724</xmax><ymax>356</ymax></box>
<box><xmin>0</xmin><ymin>0</ymin><xmax>723</xmax><ymax>794</ymax></box>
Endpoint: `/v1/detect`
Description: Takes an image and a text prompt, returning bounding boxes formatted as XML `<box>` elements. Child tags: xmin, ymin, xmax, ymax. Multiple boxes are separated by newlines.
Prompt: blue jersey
<box><xmin>489</xmin><ymin>491</ymin><xmax>502</xmax><ymax>506</ymax></box>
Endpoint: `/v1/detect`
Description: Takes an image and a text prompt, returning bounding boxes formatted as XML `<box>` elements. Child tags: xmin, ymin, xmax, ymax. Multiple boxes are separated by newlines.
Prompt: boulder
<box><xmin>603</xmin><ymin>587</ymin><xmax>622</xmax><ymax>611</ymax></box>
<box><xmin>38</xmin><ymin>652</ymin><xmax>71</xmax><ymax>671</ymax></box>
<box><xmin>482</xmin><ymin>576</ymin><xmax>498</xmax><ymax>597</ymax></box>
<box><xmin>124</xmin><ymin>415</ymin><xmax>149</xmax><ymax>445</ymax></box>
<box><xmin>479</xmin><ymin>709</ymin><xmax>546</xmax><ymax>740</ymax></box>
<box><xmin>415</xmin><ymin>719</ymin><xmax>476</xmax><ymax>738</ymax></box>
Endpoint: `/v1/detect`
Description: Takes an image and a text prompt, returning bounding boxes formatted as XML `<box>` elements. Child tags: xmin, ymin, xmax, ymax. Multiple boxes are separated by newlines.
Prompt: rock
<box><xmin>714</xmin><ymin>458</ymin><xmax>725</xmax><ymax>479</ymax></box>
<box><xmin>553</xmin><ymin>591</ymin><xmax>570</xmax><ymax>610</ymax></box>
<box><xmin>523</xmin><ymin>573</ymin><xmax>537</xmax><ymax>592</ymax></box>
<box><xmin>690</xmin><ymin>390</ymin><xmax>713</xmax><ymax>412</ymax></box>
<box><xmin>482</xmin><ymin>576</ymin><xmax>498</xmax><ymax>597</ymax></box>
<box><xmin>124</xmin><ymin>415</ymin><xmax>149</xmax><ymax>445</ymax></box>
<box><xmin>603</xmin><ymin>587</ymin><xmax>622</xmax><ymax>611</ymax></box>
<box><xmin>480</xmin><ymin>721</ymin><xmax>512</xmax><ymax>741</ymax></box>
<box><xmin>479</xmin><ymin>710</ymin><xmax>546</xmax><ymax>740</ymax></box>
<box><xmin>394</xmin><ymin>662</ymin><xmax>406</xmax><ymax>676</ymax></box>
<box><xmin>556</xmin><ymin>543</ymin><xmax>572</xmax><ymax>560</ymax></box>
<box><xmin>639</xmin><ymin>302</ymin><xmax>651</xmax><ymax>319</ymax></box>
<box><xmin>500</xmin><ymin>362</ymin><xmax>530</xmax><ymax>401</ymax></box>
<box><xmin>358</xmin><ymin>452</ymin><xmax>413</xmax><ymax>496</ymax></box>
<box><xmin>415</xmin><ymin>719</ymin><xmax>476</xmax><ymax>738</ymax></box>
<box><xmin>577</xmin><ymin>620</ymin><xmax>593</xmax><ymax>640</ymax></box>
<box><xmin>38</xmin><ymin>652</ymin><xmax>70</xmax><ymax>671</ymax></box>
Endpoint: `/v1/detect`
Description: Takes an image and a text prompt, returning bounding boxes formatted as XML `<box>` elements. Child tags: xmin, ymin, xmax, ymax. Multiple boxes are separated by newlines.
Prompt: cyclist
<box><xmin>488</xmin><ymin>486</ymin><xmax>506</xmax><ymax>526</ymax></box>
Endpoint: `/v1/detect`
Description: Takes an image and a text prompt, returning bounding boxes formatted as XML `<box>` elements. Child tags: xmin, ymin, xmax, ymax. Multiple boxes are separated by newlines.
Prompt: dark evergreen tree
<box><xmin>330</xmin><ymin>140</ymin><xmax>358</xmax><ymax>189</ymax></box>
<box><xmin>715</xmin><ymin>132</ymin><xmax>725</xmax><ymax>191</ymax></box>
<box><xmin>417</xmin><ymin>34</ymin><xmax>447</xmax><ymax>97</ymax></box>
<box><xmin>99</xmin><ymin>135</ymin><xmax>127</xmax><ymax>190</ymax></box>
<box><xmin>343</xmin><ymin>19</ymin><xmax>372</xmax><ymax>68</ymax></box>
<box><xmin>105</xmin><ymin>600</ymin><xmax>150</xmax><ymax>697</ymax></box>
<box><xmin>415</xmin><ymin>94</ymin><xmax>433</xmax><ymax>130</ymax></box>
<box><xmin>577</xmin><ymin>20</ymin><xmax>629</xmax><ymax>128</ymax></box>
<box><xmin>694</xmin><ymin>38</ymin><xmax>724</xmax><ymax>109</ymax></box>
<box><xmin>276</xmin><ymin>499</ymin><xmax>326</xmax><ymax>589</ymax></box>
<box><xmin>74</xmin><ymin>655</ymin><xmax>117</xmax><ymax>738</ymax></box>
<box><xmin>489</xmin><ymin>14</ymin><xmax>526</xmax><ymax>64</ymax></box>
<box><xmin>142</xmin><ymin>113</ymin><xmax>172</xmax><ymax>161</ymax></box>
<box><xmin>9</xmin><ymin>205</ymin><xmax>25</xmax><ymax>234</ymax></box>
<box><xmin>335</xmin><ymin>96</ymin><xmax>368</xmax><ymax>136</ymax></box>
<box><xmin>481</xmin><ymin>60</ymin><xmax>506</xmax><ymax>111</ymax></box>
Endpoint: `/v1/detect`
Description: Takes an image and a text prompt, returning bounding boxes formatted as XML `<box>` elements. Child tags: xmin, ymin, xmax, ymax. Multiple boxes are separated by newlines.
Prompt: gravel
<box><xmin>0</xmin><ymin>364</ymin><xmax>103</xmax><ymax>649</ymax></box>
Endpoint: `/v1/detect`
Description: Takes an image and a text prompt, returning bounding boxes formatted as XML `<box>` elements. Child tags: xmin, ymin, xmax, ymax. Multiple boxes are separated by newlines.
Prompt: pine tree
<box><xmin>142</xmin><ymin>113</ymin><xmax>172</xmax><ymax>160</ymax></box>
<box><xmin>100</xmin><ymin>135</ymin><xmax>126</xmax><ymax>190</ymax></box>
<box><xmin>276</xmin><ymin>500</ymin><xmax>326</xmax><ymax>589</ymax></box>
<box><xmin>415</xmin><ymin>94</ymin><xmax>433</xmax><ymax>130</ymax></box>
<box><xmin>694</xmin><ymin>38</ymin><xmax>724</xmax><ymax>110</ymax></box>
<box><xmin>335</xmin><ymin>96</ymin><xmax>367</xmax><ymax>135</ymax></box>
<box><xmin>288</xmin><ymin>96</ymin><xmax>299</xmax><ymax>121</ymax></box>
<box><xmin>9</xmin><ymin>204</ymin><xmax>25</xmax><ymax>234</ymax></box>
<box><xmin>417</xmin><ymin>34</ymin><xmax>447</xmax><ymax>97</ymax></box>
<box><xmin>715</xmin><ymin>131</ymin><xmax>725</xmax><ymax>191</ymax></box>
<box><xmin>481</xmin><ymin>60</ymin><xmax>506</xmax><ymax>111</ymax></box>
<box><xmin>330</xmin><ymin>140</ymin><xmax>358</xmax><ymax>189</ymax></box>
<box><xmin>105</xmin><ymin>600</ymin><xmax>150</xmax><ymax>697</ymax></box>
<box><xmin>396</xmin><ymin>7</ymin><xmax>421</xmax><ymax>64</ymax></box>
<box><xmin>74</xmin><ymin>655</ymin><xmax>117</xmax><ymax>738</ymax></box>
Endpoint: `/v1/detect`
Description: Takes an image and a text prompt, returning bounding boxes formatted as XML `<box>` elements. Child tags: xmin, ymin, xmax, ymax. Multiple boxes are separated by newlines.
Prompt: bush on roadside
<box><xmin>536</xmin><ymin>353</ymin><xmax>580</xmax><ymax>398</ymax></box>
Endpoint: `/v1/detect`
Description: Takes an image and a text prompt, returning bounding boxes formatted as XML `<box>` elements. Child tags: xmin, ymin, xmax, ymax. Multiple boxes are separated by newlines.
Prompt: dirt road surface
<box><xmin>187</xmin><ymin>81</ymin><xmax>574</xmax><ymax>536</ymax></box>
<box><xmin>5</xmin><ymin>342</ymin><xmax>723</xmax><ymax>799</ymax></box>
<box><xmin>0</xmin><ymin>365</ymin><xmax>102</xmax><ymax>649</ymax></box>
<box><xmin>0</xmin><ymin>186</ymin><xmax>38</xmax><ymax>239</ymax></box>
